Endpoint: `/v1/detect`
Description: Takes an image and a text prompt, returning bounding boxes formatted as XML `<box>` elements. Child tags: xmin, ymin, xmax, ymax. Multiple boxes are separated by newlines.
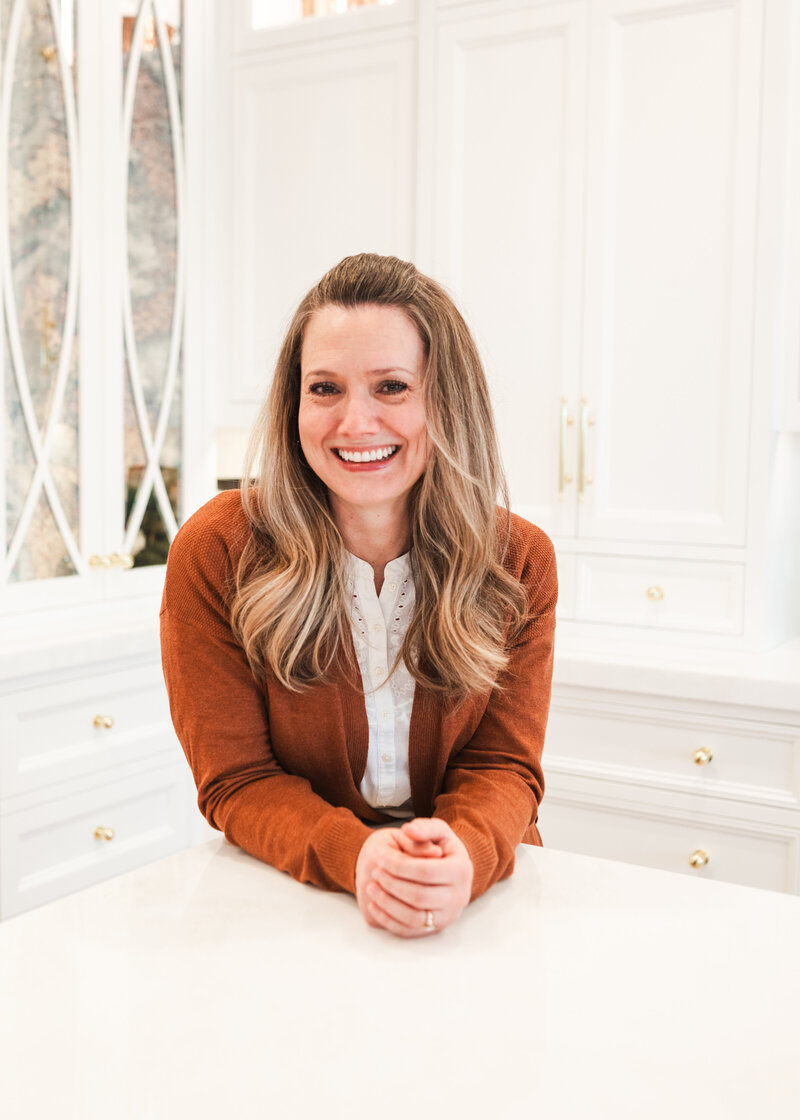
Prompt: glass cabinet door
<box><xmin>121</xmin><ymin>0</ymin><xmax>183</xmax><ymax>570</ymax></box>
<box><xmin>1</xmin><ymin>0</ymin><xmax>185</xmax><ymax>604</ymax></box>
<box><xmin>1</xmin><ymin>0</ymin><xmax>81</xmax><ymax>584</ymax></box>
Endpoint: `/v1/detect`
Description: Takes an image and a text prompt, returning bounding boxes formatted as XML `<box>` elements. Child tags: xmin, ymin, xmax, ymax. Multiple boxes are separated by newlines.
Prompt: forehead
<box><xmin>301</xmin><ymin>304</ymin><xmax>425</xmax><ymax>374</ymax></box>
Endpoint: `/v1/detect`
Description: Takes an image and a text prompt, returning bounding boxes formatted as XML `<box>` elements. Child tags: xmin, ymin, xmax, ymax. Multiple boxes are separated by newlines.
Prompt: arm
<box><xmin>433</xmin><ymin>533</ymin><xmax>557</xmax><ymax>900</ymax></box>
<box><xmin>160</xmin><ymin>504</ymin><xmax>372</xmax><ymax>894</ymax></box>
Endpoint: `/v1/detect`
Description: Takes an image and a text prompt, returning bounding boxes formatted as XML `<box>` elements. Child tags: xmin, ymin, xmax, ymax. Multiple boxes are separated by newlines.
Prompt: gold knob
<box><xmin>646</xmin><ymin>585</ymin><xmax>665</xmax><ymax>601</ymax></box>
<box><xmin>89</xmin><ymin>554</ymin><xmax>111</xmax><ymax>569</ymax></box>
<box><xmin>689</xmin><ymin>849</ymin><xmax>709</xmax><ymax>869</ymax></box>
<box><xmin>40</xmin><ymin>45</ymin><xmax>57</xmax><ymax>62</ymax></box>
<box><xmin>93</xmin><ymin>715</ymin><xmax>114</xmax><ymax>730</ymax></box>
<box><xmin>693</xmin><ymin>747</ymin><xmax>713</xmax><ymax>766</ymax></box>
<box><xmin>564</xmin><ymin>473</ymin><xmax>573</xmax><ymax>484</ymax></box>
<box><xmin>584</xmin><ymin>474</ymin><xmax>593</xmax><ymax>485</ymax></box>
<box><xmin>109</xmin><ymin>552</ymin><xmax>135</xmax><ymax>569</ymax></box>
<box><xmin>94</xmin><ymin>827</ymin><xmax>115</xmax><ymax>842</ymax></box>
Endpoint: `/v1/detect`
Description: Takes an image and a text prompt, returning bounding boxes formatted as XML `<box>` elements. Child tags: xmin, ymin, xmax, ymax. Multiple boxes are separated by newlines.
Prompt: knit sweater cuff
<box><xmin>447</xmin><ymin>818</ymin><xmax>511</xmax><ymax>902</ymax></box>
<box><xmin>313</xmin><ymin>814</ymin><xmax>374</xmax><ymax>895</ymax></box>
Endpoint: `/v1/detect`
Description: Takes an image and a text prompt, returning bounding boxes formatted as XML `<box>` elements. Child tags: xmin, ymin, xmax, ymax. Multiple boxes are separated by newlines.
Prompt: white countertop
<box><xmin>2</xmin><ymin>839</ymin><xmax>799</xmax><ymax>1119</ymax></box>
<box><xmin>553</xmin><ymin>634</ymin><xmax>800</xmax><ymax>714</ymax></box>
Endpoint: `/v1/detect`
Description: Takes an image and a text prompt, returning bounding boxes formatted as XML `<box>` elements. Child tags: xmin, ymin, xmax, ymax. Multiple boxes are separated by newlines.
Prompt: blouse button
<box><xmin>381</xmin><ymin>752</ymin><xmax>393</xmax><ymax>763</ymax></box>
<box><xmin>381</xmin><ymin>710</ymin><xmax>390</xmax><ymax>720</ymax></box>
<box><xmin>389</xmin><ymin>582</ymin><xmax>397</xmax><ymax>591</ymax></box>
<box><xmin>372</xmin><ymin>623</ymin><xmax>382</xmax><ymax>634</ymax></box>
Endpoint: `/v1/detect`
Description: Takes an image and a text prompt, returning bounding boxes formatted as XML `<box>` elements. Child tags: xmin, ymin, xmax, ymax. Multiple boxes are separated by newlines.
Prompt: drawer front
<box><xmin>546</xmin><ymin>706</ymin><xmax>800</xmax><ymax>807</ymax></box>
<box><xmin>574</xmin><ymin>555</ymin><xmax>744</xmax><ymax>634</ymax></box>
<box><xmin>538</xmin><ymin>796</ymin><xmax>799</xmax><ymax>893</ymax></box>
<box><xmin>0</xmin><ymin>763</ymin><xmax>193</xmax><ymax>919</ymax></box>
<box><xmin>0</xmin><ymin>663</ymin><xmax>178</xmax><ymax>797</ymax></box>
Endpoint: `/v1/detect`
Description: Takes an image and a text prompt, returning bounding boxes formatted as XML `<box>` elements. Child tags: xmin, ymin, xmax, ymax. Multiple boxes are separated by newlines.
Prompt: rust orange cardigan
<box><xmin>159</xmin><ymin>490</ymin><xmax>557</xmax><ymax>901</ymax></box>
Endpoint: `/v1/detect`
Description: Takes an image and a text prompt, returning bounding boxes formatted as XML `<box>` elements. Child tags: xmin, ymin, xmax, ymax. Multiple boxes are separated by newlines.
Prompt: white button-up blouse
<box><xmin>345</xmin><ymin>551</ymin><xmax>416</xmax><ymax>819</ymax></box>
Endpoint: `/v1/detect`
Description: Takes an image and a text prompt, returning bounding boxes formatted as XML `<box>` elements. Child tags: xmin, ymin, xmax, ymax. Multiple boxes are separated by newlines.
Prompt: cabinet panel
<box><xmin>579</xmin><ymin>0</ymin><xmax>762</xmax><ymax>546</ymax></box>
<box><xmin>0</xmin><ymin>762</ymin><xmax>192</xmax><ymax>919</ymax></box>
<box><xmin>0</xmin><ymin>664</ymin><xmax>177</xmax><ymax>798</ymax></box>
<box><xmin>546</xmin><ymin>705</ymin><xmax>799</xmax><ymax>807</ymax></box>
<box><xmin>574</xmin><ymin>554</ymin><xmax>744</xmax><ymax>635</ymax></box>
<box><xmin>539</xmin><ymin>795</ymin><xmax>798</xmax><ymax>893</ymax></box>
<box><xmin>432</xmin><ymin>4</ymin><xmax>587</xmax><ymax>537</ymax></box>
<box><xmin>228</xmin><ymin>37</ymin><xmax>416</xmax><ymax>413</ymax></box>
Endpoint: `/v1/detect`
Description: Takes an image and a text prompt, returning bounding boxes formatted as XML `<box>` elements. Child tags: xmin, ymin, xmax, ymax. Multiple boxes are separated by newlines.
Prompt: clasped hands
<box><xmin>355</xmin><ymin>817</ymin><xmax>473</xmax><ymax>938</ymax></box>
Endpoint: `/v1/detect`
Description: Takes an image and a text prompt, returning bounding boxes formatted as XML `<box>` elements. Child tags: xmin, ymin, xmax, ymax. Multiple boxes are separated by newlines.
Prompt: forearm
<box><xmin>205</xmin><ymin>772</ymin><xmax>372</xmax><ymax>894</ymax></box>
<box><xmin>433</xmin><ymin>768</ymin><xmax>537</xmax><ymax>900</ymax></box>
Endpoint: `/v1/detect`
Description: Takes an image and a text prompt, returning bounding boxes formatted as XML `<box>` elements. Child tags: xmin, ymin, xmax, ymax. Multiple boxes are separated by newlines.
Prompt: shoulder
<box><xmin>495</xmin><ymin>508</ymin><xmax>558</xmax><ymax>621</ymax></box>
<box><xmin>170</xmin><ymin>489</ymin><xmax>251</xmax><ymax>567</ymax></box>
<box><xmin>162</xmin><ymin>490</ymin><xmax>252</xmax><ymax>618</ymax></box>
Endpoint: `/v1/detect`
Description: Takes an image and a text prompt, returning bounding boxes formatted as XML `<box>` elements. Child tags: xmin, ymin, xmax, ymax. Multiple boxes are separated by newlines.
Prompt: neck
<box><xmin>331</xmin><ymin>498</ymin><xmax>410</xmax><ymax>594</ymax></box>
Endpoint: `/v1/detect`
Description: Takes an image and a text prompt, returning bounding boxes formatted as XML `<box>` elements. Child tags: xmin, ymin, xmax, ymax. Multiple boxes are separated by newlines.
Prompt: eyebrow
<box><xmin>301</xmin><ymin>367</ymin><xmax>418</xmax><ymax>382</ymax></box>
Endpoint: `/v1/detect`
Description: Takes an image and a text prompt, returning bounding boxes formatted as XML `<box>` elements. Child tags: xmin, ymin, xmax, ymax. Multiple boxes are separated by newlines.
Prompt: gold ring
<box><xmin>424</xmin><ymin>910</ymin><xmax>435</xmax><ymax>931</ymax></box>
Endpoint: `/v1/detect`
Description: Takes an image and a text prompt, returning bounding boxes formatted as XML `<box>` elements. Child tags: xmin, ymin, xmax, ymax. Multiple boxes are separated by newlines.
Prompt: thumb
<box><xmin>401</xmin><ymin>817</ymin><xmax>456</xmax><ymax>849</ymax></box>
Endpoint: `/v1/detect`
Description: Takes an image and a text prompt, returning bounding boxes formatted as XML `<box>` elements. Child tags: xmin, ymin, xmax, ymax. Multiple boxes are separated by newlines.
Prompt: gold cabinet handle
<box><xmin>89</xmin><ymin>553</ymin><xmax>111</xmax><ymax>569</ymax></box>
<box><xmin>693</xmin><ymin>747</ymin><xmax>713</xmax><ymax>766</ymax></box>
<box><xmin>94</xmin><ymin>827</ymin><xmax>115</xmax><ymax>842</ymax></box>
<box><xmin>558</xmin><ymin>398</ymin><xmax>574</xmax><ymax>501</ymax></box>
<box><xmin>93</xmin><ymin>715</ymin><xmax>114</xmax><ymax>730</ymax></box>
<box><xmin>689</xmin><ymin>849</ymin><xmax>709</xmax><ymax>869</ymax></box>
<box><xmin>646</xmin><ymin>585</ymin><xmax>665</xmax><ymax>601</ymax></box>
<box><xmin>578</xmin><ymin>397</ymin><xmax>593</xmax><ymax>502</ymax></box>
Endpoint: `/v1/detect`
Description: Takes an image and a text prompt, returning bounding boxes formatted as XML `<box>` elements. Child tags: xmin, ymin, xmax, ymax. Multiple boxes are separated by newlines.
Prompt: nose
<box><xmin>337</xmin><ymin>388</ymin><xmax>380</xmax><ymax>439</ymax></box>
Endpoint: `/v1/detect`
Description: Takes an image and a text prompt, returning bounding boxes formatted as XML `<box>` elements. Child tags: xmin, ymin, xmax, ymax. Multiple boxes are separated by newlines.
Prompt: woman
<box><xmin>160</xmin><ymin>253</ymin><xmax>557</xmax><ymax>939</ymax></box>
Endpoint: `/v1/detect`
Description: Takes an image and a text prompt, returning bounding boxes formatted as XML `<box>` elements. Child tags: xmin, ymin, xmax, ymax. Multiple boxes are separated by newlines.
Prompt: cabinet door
<box><xmin>226</xmin><ymin>35</ymin><xmax>416</xmax><ymax>422</ymax></box>
<box><xmin>1</xmin><ymin>0</ymin><xmax>194</xmax><ymax>614</ymax></box>
<box><xmin>430</xmin><ymin>3</ymin><xmax>588</xmax><ymax>539</ymax></box>
<box><xmin>577</xmin><ymin>0</ymin><xmax>763</xmax><ymax>546</ymax></box>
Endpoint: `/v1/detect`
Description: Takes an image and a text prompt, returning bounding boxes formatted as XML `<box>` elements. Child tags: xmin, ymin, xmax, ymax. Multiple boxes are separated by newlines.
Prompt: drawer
<box><xmin>0</xmin><ymin>763</ymin><xmax>193</xmax><ymax>919</ymax></box>
<box><xmin>0</xmin><ymin>663</ymin><xmax>178</xmax><ymax>797</ymax></box>
<box><xmin>546</xmin><ymin>706</ymin><xmax>800</xmax><ymax>807</ymax></box>
<box><xmin>574</xmin><ymin>555</ymin><xmax>744</xmax><ymax>634</ymax></box>
<box><xmin>538</xmin><ymin>795</ymin><xmax>799</xmax><ymax>893</ymax></box>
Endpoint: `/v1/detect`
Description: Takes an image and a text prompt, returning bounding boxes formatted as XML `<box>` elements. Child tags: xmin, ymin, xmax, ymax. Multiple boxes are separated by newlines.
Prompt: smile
<box><xmin>334</xmin><ymin>445</ymin><xmax>399</xmax><ymax>463</ymax></box>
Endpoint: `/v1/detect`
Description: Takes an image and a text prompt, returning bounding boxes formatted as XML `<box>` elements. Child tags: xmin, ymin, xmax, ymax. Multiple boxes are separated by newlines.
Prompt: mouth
<box><xmin>333</xmin><ymin>445</ymin><xmax>400</xmax><ymax>464</ymax></box>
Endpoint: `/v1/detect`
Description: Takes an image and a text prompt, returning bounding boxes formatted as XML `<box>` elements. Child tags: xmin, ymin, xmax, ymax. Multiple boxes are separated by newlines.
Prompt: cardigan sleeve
<box><xmin>432</xmin><ymin>527</ymin><xmax>557</xmax><ymax>901</ymax></box>
<box><xmin>159</xmin><ymin>501</ymin><xmax>372</xmax><ymax>895</ymax></box>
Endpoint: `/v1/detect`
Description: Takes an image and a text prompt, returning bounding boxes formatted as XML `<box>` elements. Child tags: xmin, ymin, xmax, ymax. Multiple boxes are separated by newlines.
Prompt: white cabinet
<box><xmin>540</xmin><ymin>656</ymin><xmax>800</xmax><ymax>894</ymax></box>
<box><xmin>427</xmin><ymin>0</ymin><xmax>800</xmax><ymax>650</ymax></box>
<box><xmin>218</xmin><ymin>0</ymin><xmax>418</xmax><ymax>429</ymax></box>
<box><xmin>0</xmin><ymin>0</ymin><xmax>218</xmax><ymax>919</ymax></box>
<box><xmin>0</xmin><ymin>643</ymin><xmax>202</xmax><ymax>919</ymax></box>
<box><xmin>429</xmin><ymin>1</ymin><xmax>588</xmax><ymax>541</ymax></box>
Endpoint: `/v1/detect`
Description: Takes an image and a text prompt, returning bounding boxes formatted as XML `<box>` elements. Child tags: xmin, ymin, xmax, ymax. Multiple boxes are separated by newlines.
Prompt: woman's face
<box><xmin>298</xmin><ymin>303</ymin><xmax>428</xmax><ymax>522</ymax></box>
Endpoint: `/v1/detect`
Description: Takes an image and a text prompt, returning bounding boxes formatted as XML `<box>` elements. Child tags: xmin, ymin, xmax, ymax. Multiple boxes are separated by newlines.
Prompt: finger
<box><xmin>374</xmin><ymin>866</ymin><xmax>454</xmax><ymax>911</ymax></box>
<box><xmin>366</xmin><ymin>881</ymin><xmax>427</xmax><ymax>930</ymax></box>
<box><xmin>366</xmin><ymin>899</ymin><xmax>435</xmax><ymax>940</ymax></box>
<box><xmin>393</xmin><ymin>832</ymin><xmax>443</xmax><ymax>859</ymax></box>
<box><xmin>377</xmin><ymin>851</ymin><xmax>452</xmax><ymax>886</ymax></box>
<box><xmin>401</xmin><ymin>818</ymin><xmax>456</xmax><ymax>850</ymax></box>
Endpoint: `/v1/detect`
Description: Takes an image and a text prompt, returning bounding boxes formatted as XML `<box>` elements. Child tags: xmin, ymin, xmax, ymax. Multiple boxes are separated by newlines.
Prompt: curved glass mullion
<box><xmin>147</xmin><ymin>0</ymin><xmax>182</xmax><ymax>524</ymax></box>
<box><xmin>121</xmin><ymin>0</ymin><xmax>181</xmax><ymax>561</ymax></box>
<box><xmin>1</xmin><ymin>0</ymin><xmax>83</xmax><ymax>582</ymax></box>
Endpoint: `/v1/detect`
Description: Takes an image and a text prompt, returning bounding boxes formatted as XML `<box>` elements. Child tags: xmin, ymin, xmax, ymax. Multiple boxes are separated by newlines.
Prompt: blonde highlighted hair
<box><xmin>232</xmin><ymin>253</ymin><xmax>527</xmax><ymax>698</ymax></box>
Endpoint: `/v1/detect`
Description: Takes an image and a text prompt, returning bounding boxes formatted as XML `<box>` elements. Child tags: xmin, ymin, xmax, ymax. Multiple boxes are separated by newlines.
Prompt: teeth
<box><xmin>337</xmin><ymin>445</ymin><xmax>398</xmax><ymax>463</ymax></box>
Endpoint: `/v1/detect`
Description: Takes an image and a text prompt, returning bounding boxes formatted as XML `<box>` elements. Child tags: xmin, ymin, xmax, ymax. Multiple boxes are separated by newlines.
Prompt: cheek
<box><xmin>297</xmin><ymin>405</ymin><xmax>322</xmax><ymax>455</ymax></box>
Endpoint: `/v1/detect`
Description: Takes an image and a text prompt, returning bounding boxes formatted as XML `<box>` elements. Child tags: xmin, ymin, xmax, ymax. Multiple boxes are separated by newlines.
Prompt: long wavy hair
<box><xmin>231</xmin><ymin>253</ymin><xmax>527</xmax><ymax>698</ymax></box>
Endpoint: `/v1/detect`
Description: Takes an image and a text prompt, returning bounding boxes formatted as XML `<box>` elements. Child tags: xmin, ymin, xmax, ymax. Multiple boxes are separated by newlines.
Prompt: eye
<box><xmin>379</xmin><ymin>380</ymin><xmax>408</xmax><ymax>395</ymax></box>
<box><xmin>308</xmin><ymin>381</ymin><xmax>339</xmax><ymax>397</ymax></box>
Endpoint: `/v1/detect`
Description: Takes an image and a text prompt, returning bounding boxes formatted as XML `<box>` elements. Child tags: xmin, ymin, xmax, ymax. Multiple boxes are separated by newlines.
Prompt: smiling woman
<box><xmin>160</xmin><ymin>253</ymin><xmax>558</xmax><ymax>939</ymax></box>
